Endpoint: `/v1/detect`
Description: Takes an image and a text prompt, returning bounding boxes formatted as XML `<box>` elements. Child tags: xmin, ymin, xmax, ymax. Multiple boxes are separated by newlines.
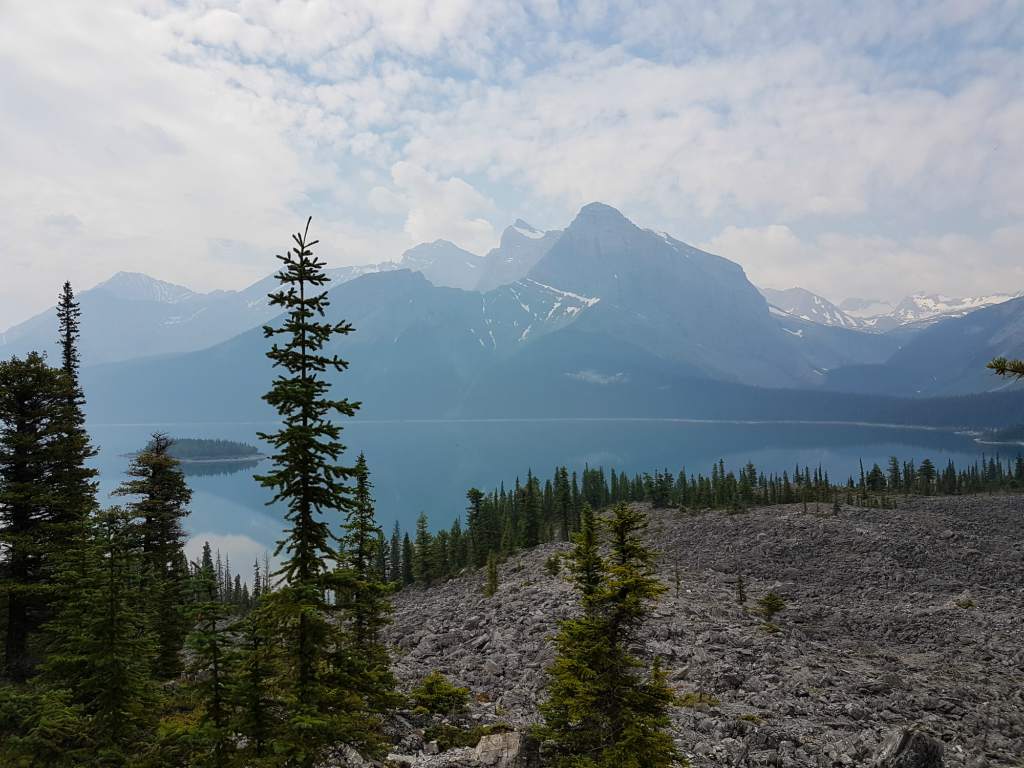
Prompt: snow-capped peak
<box><xmin>511</xmin><ymin>219</ymin><xmax>545</xmax><ymax>240</ymax></box>
<box><xmin>94</xmin><ymin>272</ymin><xmax>197</xmax><ymax>304</ymax></box>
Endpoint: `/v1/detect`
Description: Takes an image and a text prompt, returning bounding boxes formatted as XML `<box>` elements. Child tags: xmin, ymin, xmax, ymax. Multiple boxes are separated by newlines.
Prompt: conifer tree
<box><xmin>541</xmin><ymin>503</ymin><xmax>677</xmax><ymax>767</ymax></box>
<box><xmin>230</xmin><ymin>608</ymin><xmax>276</xmax><ymax>766</ymax></box>
<box><xmin>253</xmin><ymin>217</ymin><xmax>361</xmax><ymax>766</ymax></box>
<box><xmin>332</xmin><ymin>453</ymin><xmax>396</xmax><ymax>723</ymax></box>
<box><xmin>484</xmin><ymin>552</ymin><xmax>499</xmax><ymax>597</ymax></box>
<box><xmin>49</xmin><ymin>281</ymin><xmax>99</xmax><ymax>595</ymax></box>
<box><xmin>114</xmin><ymin>433</ymin><xmax>192</xmax><ymax>679</ymax></box>
<box><xmin>413</xmin><ymin>512</ymin><xmax>432</xmax><ymax>584</ymax></box>
<box><xmin>183</xmin><ymin>550</ymin><xmax>234</xmax><ymax>767</ymax></box>
<box><xmin>44</xmin><ymin>506</ymin><xmax>158</xmax><ymax>761</ymax></box>
<box><xmin>0</xmin><ymin>353</ymin><xmax>64</xmax><ymax>680</ymax></box>
<box><xmin>389</xmin><ymin>522</ymin><xmax>402</xmax><ymax>583</ymax></box>
<box><xmin>401</xmin><ymin>534</ymin><xmax>414</xmax><ymax>586</ymax></box>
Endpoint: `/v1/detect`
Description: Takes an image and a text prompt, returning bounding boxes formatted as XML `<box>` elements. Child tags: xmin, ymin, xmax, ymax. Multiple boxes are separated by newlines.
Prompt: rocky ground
<box><xmin>383</xmin><ymin>495</ymin><xmax>1024</xmax><ymax>767</ymax></box>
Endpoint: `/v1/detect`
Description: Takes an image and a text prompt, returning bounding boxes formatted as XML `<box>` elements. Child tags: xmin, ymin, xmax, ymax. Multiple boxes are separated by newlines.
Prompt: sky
<box><xmin>1</xmin><ymin>0</ymin><xmax>1022</xmax><ymax>329</ymax></box>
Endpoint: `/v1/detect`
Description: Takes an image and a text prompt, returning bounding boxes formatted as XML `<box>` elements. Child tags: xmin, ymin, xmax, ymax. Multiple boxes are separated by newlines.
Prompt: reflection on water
<box><xmin>88</xmin><ymin>418</ymin><xmax>1010</xmax><ymax>553</ymax></box>
<box><xmin>179</xmin><ymin>459</ymin><xmax>263</xmax><ymax>478</ymax></box>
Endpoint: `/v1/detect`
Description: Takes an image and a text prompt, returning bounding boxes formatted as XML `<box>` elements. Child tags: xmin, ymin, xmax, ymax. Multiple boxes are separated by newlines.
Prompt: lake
<box><xmin>87</xmin><ymin>418</ymin><xmax>1004</xmax><ymax>567</ymax></box>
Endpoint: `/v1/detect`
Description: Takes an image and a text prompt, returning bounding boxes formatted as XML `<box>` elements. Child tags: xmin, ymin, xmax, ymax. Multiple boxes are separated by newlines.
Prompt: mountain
<box><xmin>760</xmin><ymin>287</ymin><xmax>863</xmax><ymax>330</ymax></box>
<box><xmin>526</xmin><ymin>202</ymin><xmax>822</xmax><ymax>387</ymax></box>
<box><xmin>824</xmin><ymin>295</ymin><xmax>1024</xmax><ymax>396</ymax></box>
<box><xmin>80</xmin><ymin>267</ymin><xmax>607</xmax><ymax>422</ymax></box>
<box><xmin>0</xmin><ymin>265</ymin><xmax>399</xmax><ymax>365</ymax></box>
<box><xmin>78</xmin><ymin>202</ymin><xmax>1021</xmax><ymax>427</ymax></box>
<box><xmin>94</xmin><ymin>271</ymin><xmax>198</xmax><ymax>303</ymax></box>
<box><xmin>400</xmin><ymin>240</ymin><xmax>483</xmax><ymax>291</ymax></box>
<box><xmin>475</xmin><ymin>220</ymin><xmax>562</xmax><ymax>291</ymax></box>
<box><xmin>840</xmin><ymin>292</ymin><xmax>1019</xmax><ymax>332</ymax></box>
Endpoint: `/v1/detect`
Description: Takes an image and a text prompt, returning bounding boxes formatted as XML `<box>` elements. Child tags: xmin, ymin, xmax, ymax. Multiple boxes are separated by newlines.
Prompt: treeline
<box><xmin>377</xmin><ymin>450</ymin><xmax>1024</xmax><ymax>588</ymax></box>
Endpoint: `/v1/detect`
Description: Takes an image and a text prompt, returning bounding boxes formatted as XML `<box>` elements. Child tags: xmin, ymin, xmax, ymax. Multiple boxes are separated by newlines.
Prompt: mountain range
<box><xmin>5</xmin><ymin>202</ymin><xmax>1024</xmax><ymax>426</ymax></box>
<box><xmin>761</xmin><ymin>286</ymin><xmax>1019</xmax><ymax>333</ymax></box>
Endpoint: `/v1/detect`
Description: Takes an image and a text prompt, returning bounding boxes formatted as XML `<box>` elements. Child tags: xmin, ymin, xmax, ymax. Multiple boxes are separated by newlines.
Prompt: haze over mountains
<box><xmin>4</xmin><ymin>202</ymin><xmax>1024</xmax><ymax>425</ymax></box>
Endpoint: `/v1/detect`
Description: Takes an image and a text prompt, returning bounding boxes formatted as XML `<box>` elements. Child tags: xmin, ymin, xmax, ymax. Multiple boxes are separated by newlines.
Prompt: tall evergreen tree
<box><xmin>401</xmin><ymin>534</ymin><xmax>414</xmax><ymax>587</ymax></box>
<box><xmin>114</xmin><ymin>433</ymin><xmax>192</xmax><ymax>679</ymax></box>
<box><xmin>49</xmin><ymin>281</ymin><xmax>99</xmax><ymax>590</ymax></box>
<box><xmin>45</xmin><ymin>506</ymin><xmax>158</xmax><ymax>763</ymax></box>
<box><xmin>412</xmin><ymin>512</ymin><xmax>432</xmax><ymax>584</ymax></box>
<box><xmin>332</xmin><ymin>453</ymin><xmax>396</xmax><ymax>727</ymax></box>
<box><xmin>230</xmin><ymin>609</ymin><xmax>276</xmax><ymax>767</ymax></box>
<box><xmin>182</xmin><ymin>549</ymin><xmax>234</xmax><ymax>767</ymax></box>
<box><xmin>388</xmin><ymin>522</ymin><xmax>401</xmax><ymax>584</ymax></box>
<box><xmin>0</xmin><ymin>353</ymin><xmax>63</xmax><ymax>680</ymax></box>
<box><xmin>253</xmin><ymin>218</ymin><xmax>360</xmax><ymax>766</ymax></box>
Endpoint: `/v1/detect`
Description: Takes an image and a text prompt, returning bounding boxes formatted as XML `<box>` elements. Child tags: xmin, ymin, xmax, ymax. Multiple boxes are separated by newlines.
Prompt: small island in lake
<box><xmin>976</xmin><ymin>424</ymin><xmax>1024</xmax><ymax>445</ymax></box>
<box><xmin>128</xmin><ymin>437</ymin><xmax>264</xmax><ymax>464</ymax></box>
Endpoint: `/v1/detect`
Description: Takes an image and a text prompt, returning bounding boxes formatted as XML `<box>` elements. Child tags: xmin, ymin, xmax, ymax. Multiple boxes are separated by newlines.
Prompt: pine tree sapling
<box><xmin>540</xmin><ymin>503</ymin><xmax>678</xmax><ymax>767</ymax></box>
<box><xmin>757</xmin><ymin>591</ymin><xmax>787</xmax><ymax>631</ymax></box>
<box><xmin>484</xmin><ymin>551</ymin><xmax>499</xmax><ymax>597</ymax></box>
<box><xmin>410</xmin><ymin>671</ymin><xmax>470</xmax><ymax>717</ymax></box>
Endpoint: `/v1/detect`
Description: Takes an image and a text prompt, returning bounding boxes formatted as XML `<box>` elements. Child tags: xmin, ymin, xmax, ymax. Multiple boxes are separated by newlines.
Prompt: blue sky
<box><xmin>1</xmin><ymin>0</ymin><xmax>1022</xmax><ymax>327</ymax></box>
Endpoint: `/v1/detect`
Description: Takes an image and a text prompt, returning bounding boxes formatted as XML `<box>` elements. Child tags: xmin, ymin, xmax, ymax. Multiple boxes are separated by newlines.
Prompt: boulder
<box><xmin>474</xmin><ymin>732</ymin><xmax>538</xmax><ymax>768</ymax></box>
<box><xmin>874</xmin><ymin>728</ymin><xmax>944</xmax><ymax>768</ymax></box>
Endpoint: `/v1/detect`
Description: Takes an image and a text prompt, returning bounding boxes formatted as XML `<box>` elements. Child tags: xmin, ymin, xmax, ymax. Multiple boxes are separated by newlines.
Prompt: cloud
<box><xmin>704</xmin><ymin>224</ymin><xmax>1024</xmax><ymax>303</ymax></box>
<box><xmin>1</xmin><ymin>0</ymin><xmax>1021</xmax><ymax>327</ymax></box>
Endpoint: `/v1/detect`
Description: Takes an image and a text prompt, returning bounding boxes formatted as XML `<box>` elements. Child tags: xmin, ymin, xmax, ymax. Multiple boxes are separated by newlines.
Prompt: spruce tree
<box><xmin>253</xmin><ymin>217</ymin><xmax>361</xmax><ymax>766</ymax></box>
<box><xmin>230</xmin><ymin>609</ymin><xmax>276</xmax><ymax>766</ymax></box>
<box><xmin>484</xmin><ymin>551</ymin><xmax>499</xmax><ymax>597</ymax></box>
<box><xmin>401</xmin><ymin>534</ymin><xmax>414</xmax><ymax>586</ymax></box>
<box><xmin>412</xmin><ymin>512</ymin><xmax>432</xmax><ymax>584</ymax></box>
<box><xmin>45</xmin><ymin>506</ymin><xmax>158</xmax><ymax>762</ymax></box>
<box><xmin>114</xmin><ymin>433</ymin><xmax>192</xmax><ymax>679</ymax></box>
<box><xmin>540</xmin><ymin>503</ymin><xmax>678</xmax><ymax>768</ymax></box>
<box><xmin>182</xmin><ymin>550</ymin><xmax>234</xmax><ymax>767</ymax></box>
<box><xmin>49</xmin><ymin>282</ymin><xmax>99</xmax><ymax>602</ymax></box>
<box><xmin>331</xmin><ymin>453</ymin><xmax>396</xmax><ymax>732</ymax></box>
<box><xmin>388</xmin><ymin>522</ymin><xmax>401</xmax><ymax>583</ymax></box>
<box><xmin>0</xmin><ymin>353</ymin><xmax>64</xmax><ymax>680</ymax></box>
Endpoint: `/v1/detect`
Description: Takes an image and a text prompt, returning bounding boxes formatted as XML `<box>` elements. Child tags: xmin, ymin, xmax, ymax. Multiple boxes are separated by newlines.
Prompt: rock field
<box><xmin>385</xmin><ymin>495</ymin><xmax>1024</xmax><ymax>767</ymax></box>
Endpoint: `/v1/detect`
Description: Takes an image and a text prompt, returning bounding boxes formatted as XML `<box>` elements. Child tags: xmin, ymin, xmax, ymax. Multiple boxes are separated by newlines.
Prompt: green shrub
<box><xmin>424</xmin><ymin>723</ymin><xmax>512</xmax><ymax>751</ymax></box>
<box><xmin>678</xmin><ymin>692</ymin><xmax>720</xmax><ymax>709</ymax></box>
<box><xmin>757</xmin><ymin>591</ymin><xmax>786</xmax><ymax>622</ymax></box>
<box><xmin>543</xmin><ymin>553</ymin><xmax>561</xmax><ymax>577</ymax></box>
<box><xmin>410</xmin><ymin>672</ymin><xmax>470</xmax><ymax>716</ymax></box>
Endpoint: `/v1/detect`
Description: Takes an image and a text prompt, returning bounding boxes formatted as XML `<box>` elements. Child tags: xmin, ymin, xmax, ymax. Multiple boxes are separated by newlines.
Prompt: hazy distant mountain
<box><xmin>79</xmin><ymin>203</ymin><xmax>919</xmax><ymax>426</ymax></box>
<box><xmin>0</xmin><ymin>265</ymin><xmax>399</xmax><ymax>365</ymax></box>
<box><xmin>839</xmin><ymin>292</ymin><xmax>1019</xmax><ymax>332</ymax></box>
<box><xmin>527</xmin><ymin>202</ymin><xmax>823</xmax><ymax>387</ymax></box>
<box><xmin>760</xmin><ymin>287</ymin><xmax>863</xmax><ymax>330</ymax></box>
<box><xmin>400</xmin><ymin>240</ymin><xmax>483</xmax><ymax>291</ymax></box>
<box><xmin>475</xmin><ymin>220</ymin><xmax>562</xmax><ymax>291</ymax></box>
<box><xmin>825</xmin><ymin>296</ymin><xmax>1024</xmax><ymax>396</ymax></box>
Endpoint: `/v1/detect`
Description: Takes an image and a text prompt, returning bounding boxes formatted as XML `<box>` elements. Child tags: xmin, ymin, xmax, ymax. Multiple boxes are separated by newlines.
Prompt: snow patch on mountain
<box><xmin>95</xmin><ymin>272</ymin><xmax>197</xmax><ymax>304</ymax></box>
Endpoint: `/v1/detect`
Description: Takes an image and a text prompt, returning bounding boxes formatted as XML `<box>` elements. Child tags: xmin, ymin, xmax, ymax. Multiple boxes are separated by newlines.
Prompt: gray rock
<box><xmin>474</xmin><ymin>732</ymin><xmax>538</xmax><ymax>768</ymax></box>
<box><xmin>874</xmin><ymin>728</ymin><xmax>944</xmax><ymax>767</ymax></box>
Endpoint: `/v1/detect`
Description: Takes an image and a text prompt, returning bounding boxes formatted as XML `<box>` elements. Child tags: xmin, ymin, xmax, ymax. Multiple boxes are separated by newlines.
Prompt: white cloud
<box><xmin>704</xmin><ymin>224</ymin><xmax>1024</xmax><ymax>303</ymax></box>
<box><xmin>0</xmin><ymin>0</ymin><xmax>1021</xmax><ymax>327</ymax></box>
